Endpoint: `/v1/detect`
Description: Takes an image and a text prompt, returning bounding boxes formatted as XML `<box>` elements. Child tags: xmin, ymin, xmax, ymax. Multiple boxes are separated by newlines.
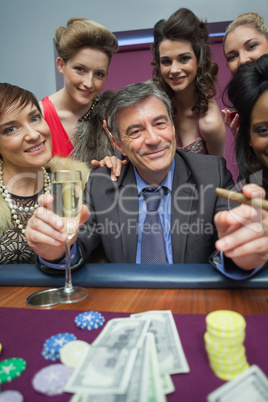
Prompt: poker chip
<box><xmin>32</xmin><ymin>364</ymin><xmax>72</xmax><ymax>396</ymax></box>
<box><xmin>0</xmin><ymin>343</ymin><xmax>2</xmax><ymax>354</ymax></box>
<box><xmin>0</xmin><ymin>390</ymin><xmax>24</xmax><ymax>402</ymax></box>
<box><xmin>204</xmin><ymin>310</ymin><xmax>248</xmax><ymax>381</ymax></box>
<box><xmin>41</xmin><ymin>349</ymin><xmax>59</xmax><ymax>361</ymax></box>
<box><xmin>210</xmin><ymin>363</ymin><xmax>250</xmax><ymax>381</ymax></box>
<box><xmin>206</xmin><ymin>310</ymin><xmax>246</xmax><ymax>338</ymax></box>
<box><xmin>42</xmin><ymin>333</ymin><xmax>77</xmax><ymax>361</ymax></box>
<box><xmin>0</xmin><ymin>358</ymin><xmax>26</xmax><ymax>384</ymax></box>
<box><xmin>60</xmin><ymin>340</ymin><xmax>90</xmax><ymax>369</ymax></box>
<box><xmin>74</xmin><ymin>311</ymin><xmax>105</xmax><ymax>330</ymax></box>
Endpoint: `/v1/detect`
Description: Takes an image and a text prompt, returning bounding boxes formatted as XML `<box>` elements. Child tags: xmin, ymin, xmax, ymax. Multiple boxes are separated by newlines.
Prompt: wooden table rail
<box><xmin>1</xmin><ymin>286</ymin><xmax>268</xmax><ymax>315</ymax></box>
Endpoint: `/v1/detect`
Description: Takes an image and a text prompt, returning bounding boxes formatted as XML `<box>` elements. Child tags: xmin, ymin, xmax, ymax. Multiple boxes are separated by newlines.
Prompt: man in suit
<box><xmin>26</xmin><ymin>82</ymin><xmax>268</xmax><ymax>278</ymax></box>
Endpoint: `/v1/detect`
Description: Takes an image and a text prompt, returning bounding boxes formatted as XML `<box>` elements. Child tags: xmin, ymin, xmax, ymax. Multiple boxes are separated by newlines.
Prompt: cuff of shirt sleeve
<box><xmin>38</xmin><ymin>243</ymin><xmax>80</xmax><ymax>271</ymax></box>
<box><xmin>210</xmin><ymin>251</ymin><xmax>265</xmax><ymax>280</ymax></box>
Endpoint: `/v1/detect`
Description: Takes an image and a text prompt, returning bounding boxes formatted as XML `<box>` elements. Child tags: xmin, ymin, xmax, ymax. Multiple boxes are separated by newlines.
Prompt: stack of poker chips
<box><xmin>204</xmin><ymin>310</ymin><xmax>249</xmax><ymax>381</ymax></box>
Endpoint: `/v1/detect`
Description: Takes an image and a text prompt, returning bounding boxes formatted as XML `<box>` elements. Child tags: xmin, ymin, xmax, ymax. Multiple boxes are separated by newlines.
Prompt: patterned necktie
<box><xmin>141</xmin><ymin>187</ymin><xmax>167</xmax><ymax>264</ymax></box>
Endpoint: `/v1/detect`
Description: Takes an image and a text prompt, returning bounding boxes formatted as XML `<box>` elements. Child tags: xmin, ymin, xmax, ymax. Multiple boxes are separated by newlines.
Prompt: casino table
<box><xmin>1</xmin><ymin>263</ymin><xmax>268</xmax><ymax>401</ymax></box>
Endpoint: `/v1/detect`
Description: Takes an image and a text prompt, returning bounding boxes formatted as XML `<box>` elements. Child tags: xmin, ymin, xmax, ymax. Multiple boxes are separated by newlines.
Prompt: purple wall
<box><xmin>103</xmin><ymin>39</ymin><xmax>238</xmax><ymax>180</ymax></box>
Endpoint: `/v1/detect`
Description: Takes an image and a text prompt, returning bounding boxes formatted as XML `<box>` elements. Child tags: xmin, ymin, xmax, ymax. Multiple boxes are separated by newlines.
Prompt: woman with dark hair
<box><xmin>0</xmin><ymin>83</ymin><xmax>90</xmax><ymax>264</ymax></box>
<box><xmin>224</xmin><ymin>54</ymin><xmax>268</xmax><ymax>193</ymax></box>
<box><xmin>151</xmin><ymin>8</ymin><xmax>226</xmax><ymax>156</ymax></box>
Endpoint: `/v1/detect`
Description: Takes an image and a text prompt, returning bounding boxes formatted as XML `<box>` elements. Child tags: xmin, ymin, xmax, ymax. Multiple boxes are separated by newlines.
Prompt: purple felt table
<box><xmin>0</xmin><ymin>307</ymin><xmax>267</xmax><ymax>401</ymax></box>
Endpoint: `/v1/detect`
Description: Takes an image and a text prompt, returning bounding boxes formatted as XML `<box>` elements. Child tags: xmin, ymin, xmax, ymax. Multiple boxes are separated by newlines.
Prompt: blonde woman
<box><xmin>222</xmin><ymin>13</ymin><xmax>268</xmax><ymax>134</ymax></box>
<box><xmin>40</xmin><ymin>18</ymin><xmax>118</xmax><ymax>164</ymax></box>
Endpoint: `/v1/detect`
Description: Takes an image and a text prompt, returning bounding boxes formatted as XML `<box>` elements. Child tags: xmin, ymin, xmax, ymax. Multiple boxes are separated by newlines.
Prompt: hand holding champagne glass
<box><xmin>51</xmin><ymin>170</ymin><xmax>87</xmax><ymax>303</ymax></box>
<box><xmin>26</xmin><ymin>170</ymin><xmax>87</xmax><ymax>307</ymax></box>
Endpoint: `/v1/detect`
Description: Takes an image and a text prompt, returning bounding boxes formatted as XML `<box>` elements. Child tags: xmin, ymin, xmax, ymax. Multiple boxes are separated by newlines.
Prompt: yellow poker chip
<box><xmin>206</xmin><ymin>310</ymin><xmax>246</xmax><ymax>336</ymax></box>
<box><xmin>204</xmin><ymin>332</ymin><xmax>245</xmax><ymax>350</ymax></box>
<box><xmin>210</xmin><ymin>360</ymin><xmax>249</xmax><ymax>371</ymax></box>
<box><xmin>0</xmin><ymin>343</ymin><xmax>2</xmax><ymax>354</ymax></box>
<box><xmin>0</xmin><ymin>358</ymin><xmax>26</xmax><ymax>384</ymax></box>
<box><xmin>207</xmin><ymin>325</ymin><xmax>245</xmax><ymax>339</ymax></box>
<box><xmin>204</xmin><ymin>331</ymin><xmax>245</xmax><ymax>347</ymax></box>
<box><xmin>205</xmin><ymin>341</ymin><xmax>243</xmax><ymax>356</ymax></box>
<box><xmin>206</xmin><ymin>345</ymin><xmax>245</xmax><ymax>360</ymax></box>
<box><xmin>211</xmin><ymin>363</ymin><xmax>249</xmax><ymax>381</ymax></box>
<box><xmin>209</xmin><ymin>354</ymin><xmax>248</xmax><ymax>370</ymax></box>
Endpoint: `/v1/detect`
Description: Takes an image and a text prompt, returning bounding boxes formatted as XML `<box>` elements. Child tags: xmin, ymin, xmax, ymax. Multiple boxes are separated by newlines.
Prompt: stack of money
<box><xmin>64</xmin><ymin>310</ymin><xmax>190</xmax><ymax>401</ymax></box>
<box><xmin>204</xmin><ymin>310</ymin><xmax>249</xmax><ymax>381</ymax></box>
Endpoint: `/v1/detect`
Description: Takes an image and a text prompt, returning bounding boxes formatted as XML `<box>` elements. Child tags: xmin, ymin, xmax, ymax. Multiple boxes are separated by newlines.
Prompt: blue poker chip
<box><xmin>75</xmin><ymin>311</ymin><xmax>105</xmax><ymax>330</ymax></box>
<box><xmin>42</xmin><ymin>333</ymin><xmax>77</xmax><ymax>361</ymax></box>
<box><xmin>42</xmin><ymin>348</ymin><xmax>60</xmax><ymax>361</ymax></box>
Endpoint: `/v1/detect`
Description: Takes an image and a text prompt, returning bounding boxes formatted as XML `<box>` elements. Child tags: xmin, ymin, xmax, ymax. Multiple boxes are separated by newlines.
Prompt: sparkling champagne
<box><xmin>51</xmin><ymin>181</ymin><xmax>82</xmax><ymax>239</ymax></box>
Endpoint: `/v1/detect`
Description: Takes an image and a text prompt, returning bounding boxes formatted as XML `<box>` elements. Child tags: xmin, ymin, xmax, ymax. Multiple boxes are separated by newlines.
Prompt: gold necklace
<box><xmin>0</xmin><ymin>161</ymin><xmax>51</xmax><ymax>234</ymax></box>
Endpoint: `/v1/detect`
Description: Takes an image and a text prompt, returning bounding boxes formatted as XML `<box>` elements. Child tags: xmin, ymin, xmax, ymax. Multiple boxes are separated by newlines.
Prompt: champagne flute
<box><xmin>50</xmin><ymin>170</ymin><xmax>88</xmax><ymax>303</ymax></box>
<box><xmin>26</xmin><ymin>170</ymin><xmax>87</xmax><ymax>307</ymax></box>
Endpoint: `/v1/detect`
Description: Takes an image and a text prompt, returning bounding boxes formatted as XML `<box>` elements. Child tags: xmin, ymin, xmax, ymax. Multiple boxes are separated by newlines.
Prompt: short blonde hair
<box><xmin>223</xmin><ymin>13</ymin><xmax>268</xmax><ymax>52</ymax></box>
<box><xmin>55</xmin><ymin>17</ymin><xmax>118</xmax><ymax>64</ymax></box>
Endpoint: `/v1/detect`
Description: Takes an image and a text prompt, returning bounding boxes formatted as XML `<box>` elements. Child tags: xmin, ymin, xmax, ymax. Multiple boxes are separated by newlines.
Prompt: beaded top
<box><xmin>0</xmin><ymin>162</ymin><xmax>51</xmax><ymax>235</ymax></box>
<box><xmin>0</xmin><ymin>192</ymin><xmax>40</xmax><ymax>264</ymax></box>
<box><xmin>178</xmin><ymin>136</ymin><xmax>208</xmax><ymax>155</ymax></box>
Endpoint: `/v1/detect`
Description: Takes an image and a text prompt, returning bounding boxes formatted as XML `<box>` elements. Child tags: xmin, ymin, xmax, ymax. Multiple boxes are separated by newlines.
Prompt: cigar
<box><xmin>215</xmin><ymin>188</ymin><xmax>268</xmax><ymax>211</ymax></box>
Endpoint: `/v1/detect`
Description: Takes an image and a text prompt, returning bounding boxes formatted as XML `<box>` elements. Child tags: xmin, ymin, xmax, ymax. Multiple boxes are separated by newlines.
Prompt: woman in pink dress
<box><xmin>151</xmin><ymin>8</ymin><xmax>226</xmax><ymax>157</ymax></box>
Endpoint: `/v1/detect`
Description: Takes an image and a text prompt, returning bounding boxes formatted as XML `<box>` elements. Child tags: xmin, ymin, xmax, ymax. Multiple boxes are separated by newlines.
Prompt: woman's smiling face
<box><xmin>159</xmin><ymin>39</ymin><xmax>198</xmax><ymax>93</ymax></box>
<box><xmin>224</xmin><ymin>25</ymin><xmax>268</xmax><ymax>75</ymax></box>
<box><xmin>0</xmin><ymin>102</ymin><xmax>52</xmax><ymax>173</ymax></box>
<box><xmin>57</xmin><ymin>47</ymin><xmax>109</xmax><ymax>107</ymax></box>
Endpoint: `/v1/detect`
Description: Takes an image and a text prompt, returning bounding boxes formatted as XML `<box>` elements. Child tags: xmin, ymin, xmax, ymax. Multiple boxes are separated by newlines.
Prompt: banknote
<box><xmin>161</xmin><ymin>374</ymin><xmax>175</xmax><ymax>395</ymax></box>
<box><xmin>143</xmin><ymin>332</ymin><xmax>167</xmax><ymax>402</ymax></box>
<box><xmin>207</xmin><ymin>365</ymin><xmax>268</xmax><ymax>402</ymax></box>
<box><xmin>93</xmin><ymin>317</ymin><xmax>151</xmax><ymax>349</ymax></box>
<box><xmin>64</xmin><ymin>345</ymin><xmax>137</xmax><ymax>395</ymax></box>
<box><xmin>69</xmin><ymin>333</ymin><xmax>166</xmax><ymax>402</ymax></box>
<box><xmin>131</xmin><ymin>310</ymin><xmax>190</xmax><ymax>374</ymax></box>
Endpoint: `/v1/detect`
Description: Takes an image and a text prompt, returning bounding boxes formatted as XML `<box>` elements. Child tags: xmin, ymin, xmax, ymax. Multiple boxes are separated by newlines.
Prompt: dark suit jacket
<box><xmin>77</xmin><ymin>150</ymin><xmax>235</xmax><ymax>264</ymax></box>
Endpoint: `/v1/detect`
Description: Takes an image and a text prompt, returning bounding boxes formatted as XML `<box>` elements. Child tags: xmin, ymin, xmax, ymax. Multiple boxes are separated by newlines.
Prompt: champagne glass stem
<box><xmin>64</xmin><ymin>240</ymin><xmax>74</xmax><ymax>294</ymax></box>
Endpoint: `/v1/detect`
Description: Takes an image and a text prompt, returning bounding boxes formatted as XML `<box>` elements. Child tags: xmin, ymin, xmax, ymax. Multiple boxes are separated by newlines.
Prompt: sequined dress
<box><xmin>177</xmin><ymin>119</ymin><xmax>208</xmax><ymax>155</ymax></box>
<box><xmin>0</xmin><ymin>192</ymin><xmax>40</xmax><ymax>264</ymax></box>
<box><xmin>177</xmin><ymin>136</ymin><xmax>208</xmax><ymax>154</ymax></box>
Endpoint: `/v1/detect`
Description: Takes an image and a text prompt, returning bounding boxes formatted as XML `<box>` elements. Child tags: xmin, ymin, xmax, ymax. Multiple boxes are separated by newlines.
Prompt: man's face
<box><xmin>113</xmin><ymin>96</ymin><xmax>176</xmax><ymax>186</ymax></box>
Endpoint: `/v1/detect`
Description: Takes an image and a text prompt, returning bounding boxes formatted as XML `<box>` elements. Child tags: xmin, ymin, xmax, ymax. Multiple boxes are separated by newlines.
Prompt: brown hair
<box><xmin>55</xmin><ymin>17</ymin><xmax>118</xmax><ymax>64</ymax></box>
<box><xmin>223</xmin><ymin>13</ymin><xmax>268</xmax><ymax>53</ymax></box>
<box><xmin>151</xmin><ymin>8</ymin><xmax>218</xmax><ymax>116</ymax></box>
<box><xmin>0</xmin><ymin>83</ymin><xmax>41</xmax><ymax>119</ymax></box>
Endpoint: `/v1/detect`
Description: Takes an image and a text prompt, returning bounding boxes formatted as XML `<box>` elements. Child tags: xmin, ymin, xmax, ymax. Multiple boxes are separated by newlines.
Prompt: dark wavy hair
<box><xmin>224</xmin><ymin>54</ymin><xmax>268</xmax><ymax>188</ymax></box>
<box><xmin>151</xmin><ymin>8</ymin><xmax>218</xmax><ymax>116</ymax></box>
